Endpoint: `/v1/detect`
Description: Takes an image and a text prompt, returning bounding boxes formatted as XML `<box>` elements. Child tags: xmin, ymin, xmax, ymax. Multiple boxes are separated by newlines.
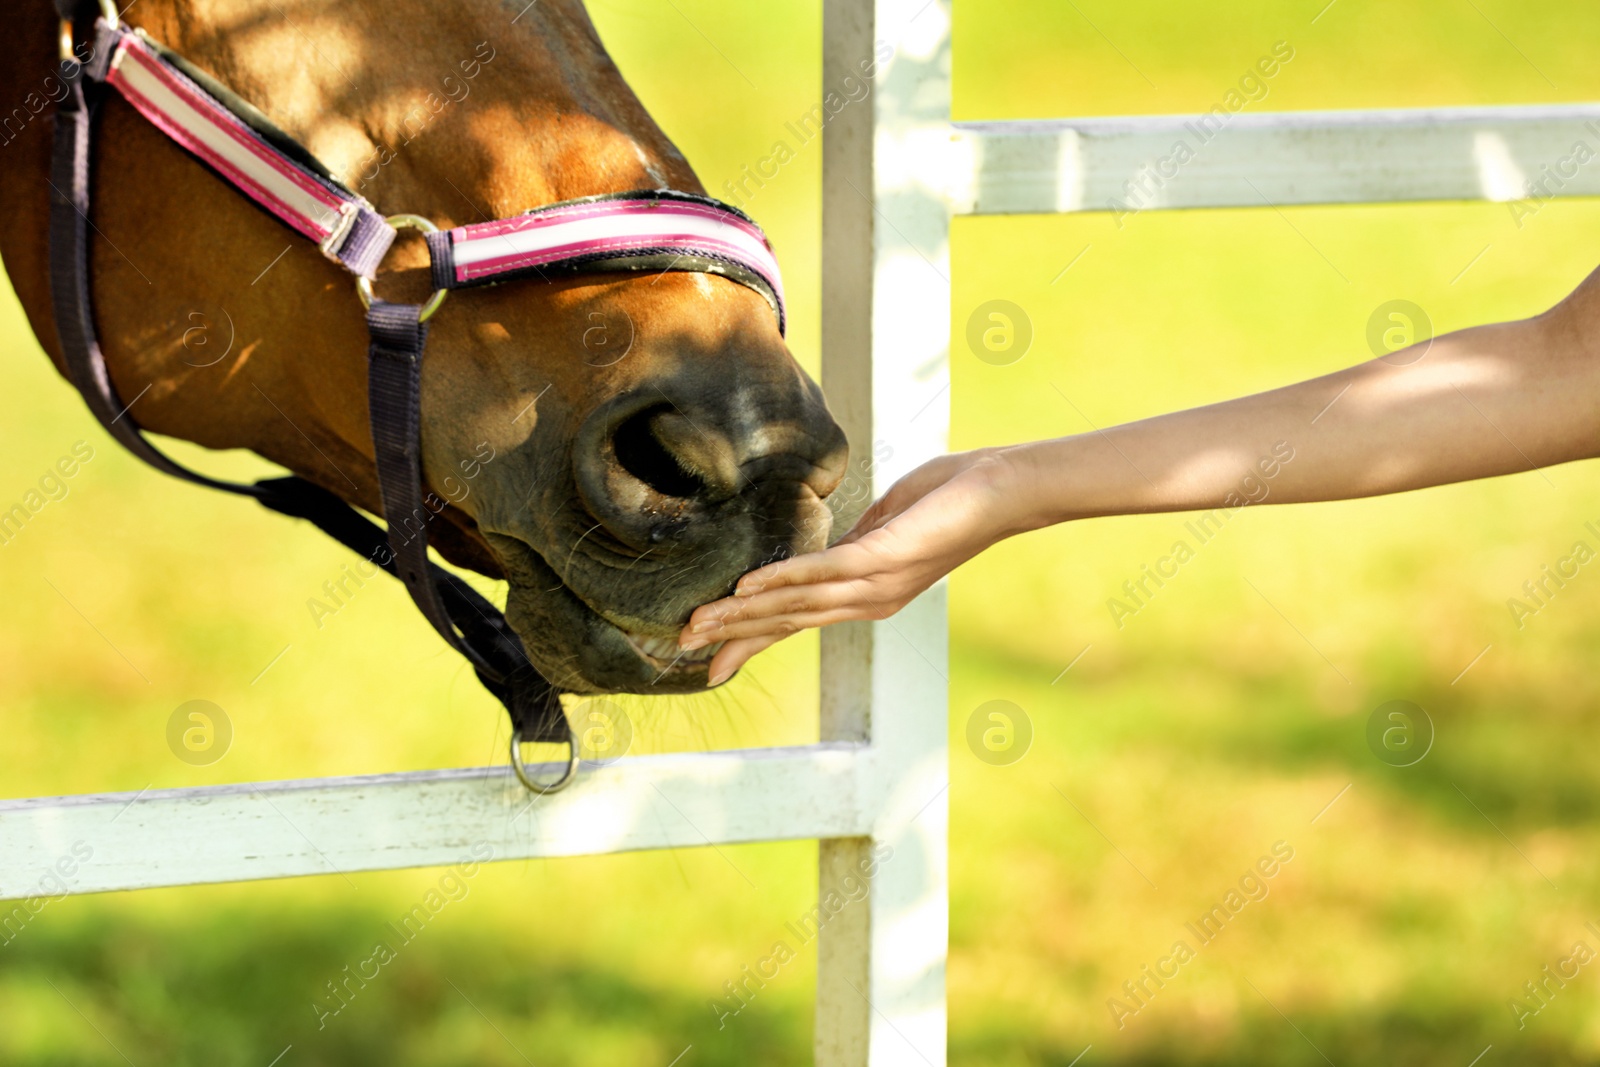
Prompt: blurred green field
<box><xmin>6</xmin><ymin>0</ymin><xmax>1600</xmax><ymax>1064</ymax></box>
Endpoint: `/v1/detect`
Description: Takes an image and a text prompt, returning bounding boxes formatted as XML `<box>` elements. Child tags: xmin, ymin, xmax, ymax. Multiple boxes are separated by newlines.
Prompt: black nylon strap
<box><xmin>46</xmin><ymin>47</ymin><xmax>566</xmax><ymax>745</ymax></box>
<box><xmin>364</xmin><ymin>300</ymin><xmax>565</xmax><ymax>740</ymax></box>
<box><xmin>253</xmin><ymin>476</ymin><xmax>566</xmax><ymax>741</ymax></box>
<box><xmin>364</xmin><ymin>301</ymin><xmax>487</xmax><ymax>673</ymax></box>
<box><xmin>50</xmin><ymin>74</ymin><xmax>259</xmax><ymax>498</ymax></box>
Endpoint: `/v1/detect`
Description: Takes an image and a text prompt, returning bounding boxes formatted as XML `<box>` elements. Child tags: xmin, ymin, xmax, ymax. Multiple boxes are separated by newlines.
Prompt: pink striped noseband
<box><xmin>89</xmin><ymin>19</ymin><xmax>787</xmax><ymax>327</ymax></box>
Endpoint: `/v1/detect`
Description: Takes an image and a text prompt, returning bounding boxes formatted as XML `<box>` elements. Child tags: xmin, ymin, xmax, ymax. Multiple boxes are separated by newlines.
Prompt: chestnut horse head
<box><xmin>0</xmin><ymin>0</ymin><xmax>847</xmax><ymax>694</ymax></box>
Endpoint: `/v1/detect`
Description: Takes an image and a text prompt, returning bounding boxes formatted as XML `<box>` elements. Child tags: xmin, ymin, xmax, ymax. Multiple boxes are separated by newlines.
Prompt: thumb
<box><xmin>707</xmin><ymin>634</ymin><xmax>786</xmax><ymax>686</ymax></box>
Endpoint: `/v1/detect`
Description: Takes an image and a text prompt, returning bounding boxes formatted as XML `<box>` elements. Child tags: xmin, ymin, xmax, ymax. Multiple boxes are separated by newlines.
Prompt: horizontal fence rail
<box><xmin>0</xmin><ymin>744</ymin><xmax>875</xmax><ymax>897</ymax></box>
<box><xmin>954</xmin><ymin>102</ymin><xmax>1600</xmax><ymax>216</ymax></box>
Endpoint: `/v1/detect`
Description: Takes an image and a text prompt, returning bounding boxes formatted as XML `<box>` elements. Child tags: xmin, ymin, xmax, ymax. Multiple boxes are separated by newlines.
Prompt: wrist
<box><xmin>976</xmin><ymin>444</ymin><xmax>1056</xmax><ymax>540</ymax></box>
<box><xmin>990</xmin><ymin>436</ymin><xmax>1103</xmax><ymax>532</ymax></box>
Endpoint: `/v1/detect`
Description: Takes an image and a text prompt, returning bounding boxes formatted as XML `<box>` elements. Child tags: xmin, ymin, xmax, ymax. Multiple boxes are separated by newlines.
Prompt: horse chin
<box><xmin>483</xmin><ymin>531</ymin><xmax>722</xmax><ymax>695</ymax></box>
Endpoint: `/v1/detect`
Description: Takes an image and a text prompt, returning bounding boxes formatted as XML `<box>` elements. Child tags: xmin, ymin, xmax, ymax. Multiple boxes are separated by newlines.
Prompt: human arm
<box><xmin>681</xmin><ymin>269</ymin><xmax>1600</xmax><ymax>683</ymax></box>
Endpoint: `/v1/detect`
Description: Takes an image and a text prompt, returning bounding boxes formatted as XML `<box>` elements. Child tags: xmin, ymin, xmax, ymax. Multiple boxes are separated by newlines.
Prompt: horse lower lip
<box><xmin>485</xmin><ymin>531</ymin><xmax>720</xmax><ymax>682</ymax></box>
<box><xmin>624</xmin><ymin>632</ymin><xmax>719</xmax><ymax>665</ymax></box>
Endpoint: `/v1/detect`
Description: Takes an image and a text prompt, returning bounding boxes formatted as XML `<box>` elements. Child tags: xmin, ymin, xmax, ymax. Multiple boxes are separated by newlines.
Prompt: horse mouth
<box><xmin>621</xmin><ymin>631</ymin><xmax>724</xmax><ymax>669</ymax></box>
<box><xmin>483</xmin><ymin>528</ymin><xmax>729</xmax><ymax>694</ymax></box>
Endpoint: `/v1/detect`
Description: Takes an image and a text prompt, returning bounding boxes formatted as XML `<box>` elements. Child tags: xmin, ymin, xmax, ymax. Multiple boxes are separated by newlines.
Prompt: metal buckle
<box><xmin>318</xmin><ymin>202</ymin><xmax>360</xmax><ymax>262</ymax></box>
<box><xmin>510</xmin><ymin>723</ymin><xmax>580</xmax><ymax>795</ymax></box>
<box><xmin>355</xmin><ymin>213</ymin><xmax>449</xmax><ymax>322</ymax></box>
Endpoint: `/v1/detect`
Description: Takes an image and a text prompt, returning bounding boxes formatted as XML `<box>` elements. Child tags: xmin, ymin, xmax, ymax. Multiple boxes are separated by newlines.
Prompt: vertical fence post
<box><xmin>819</xmin><ymin>0</ymin><xmax>951</xmax><ymax>1063</ymax></box>
<box><xmin>818</xmin><ymin>1</ymin><xmax>879</xmax><ymax>1055</ymax></box>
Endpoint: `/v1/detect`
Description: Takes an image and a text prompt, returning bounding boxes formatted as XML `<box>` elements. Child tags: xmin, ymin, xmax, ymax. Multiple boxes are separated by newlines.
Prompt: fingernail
<box><xmin>679</xmin><ymin>636</ymin><xmax>706</xmax><ymax>651</ymax></box>
<box><xmin>691</xmin><ymin>620</ymin><xmax>721</xmax><ymax>634</ymax></box>
<box><xmin>708</xmin><ymin>667</ymin><xmax>732</xmax><ymax>685</ymax></box>
<box><xmin>737</xmin><ymin>582</ymin><xmax>763</xmax><ymax>597</ymax></box>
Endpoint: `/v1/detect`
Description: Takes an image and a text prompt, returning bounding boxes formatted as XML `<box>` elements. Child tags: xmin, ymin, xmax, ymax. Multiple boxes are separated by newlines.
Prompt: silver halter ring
<box><xmin>510</xmin><ymin>722</ymin><xmax>580</xmax><ymax>794</ymax></box>
<box><xmin>356</xmin><ymin>214</ymin><xmax>450</xmax><ymax>322</ymax></box>
<box><xmin>59</xmin><ymin>0</ymin><xmax>119</xmax><ymax>62</ymax></box>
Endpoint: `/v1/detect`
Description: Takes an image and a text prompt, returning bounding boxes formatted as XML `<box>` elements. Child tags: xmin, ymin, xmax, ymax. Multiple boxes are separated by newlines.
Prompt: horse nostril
<box><xmin>575</xmin><ymin>383</ymin><xmax>848</xmax><ymax>554</ymax></box>
<box><xmin>610</xmin><ymin>406</ymin><xmax>713</xmax><ymax>500</ymax></box>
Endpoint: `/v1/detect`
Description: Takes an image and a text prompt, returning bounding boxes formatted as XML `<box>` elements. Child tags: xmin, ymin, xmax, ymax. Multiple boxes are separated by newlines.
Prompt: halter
<box><xmin>48</xmin><ymin>2</ymin><xmax>788</xmax><ymax>792</ymax></box>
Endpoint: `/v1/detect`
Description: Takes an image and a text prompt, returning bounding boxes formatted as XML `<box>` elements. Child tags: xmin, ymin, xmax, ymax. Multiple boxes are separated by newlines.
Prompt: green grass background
<box><xmin>5</xmin><ymin>0</ymin><xmax>1600</xmax><ymax>1063</ymax></box>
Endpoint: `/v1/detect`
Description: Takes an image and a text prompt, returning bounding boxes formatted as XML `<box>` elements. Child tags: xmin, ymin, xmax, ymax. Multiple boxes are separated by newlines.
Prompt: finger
<box><xmin>833</xmin><ymin>460</ymin><xmax>961</xmax><ymax>547</ymax></box>
<box><xmin>836</xmin><ymin>479</ymin><xmax>926</xmax><ymax>544</ymax></box>
<box><xmin>691</xmin><ymin>605</ymin><xmax>869</xmax><ymax>647</ymax></box>
<box><xmin>732</xmin><ymin>542</ymin><xmax>870</xmax><ymax>597</ymax></box>
<box><xmin>834</xmin><ymin>497</ymin><xmax>893</xmax><ymax>546</ymax></box>
<box><xmin>684</xmin><ymin>581</ymin><xmax>860</xmax><ymax>640</ymax></box>
<box><xmin>834</xmin><ymin>509</ymin><xmax>884</xmax><ymax>546</ymax></box>
<box><xmin>681</xmin><ymin>595</ymin><xmax>739</xmax><ymax>642</ymax></box>
<box><xmin>705</xmin><ymin>634</ymin><xmax>785</xmax><ymax>685</ymax></box>
<box><xmin>730</xmin><ymin>555</ymin><xmax>821</xmax><ymax>597</ymax></box>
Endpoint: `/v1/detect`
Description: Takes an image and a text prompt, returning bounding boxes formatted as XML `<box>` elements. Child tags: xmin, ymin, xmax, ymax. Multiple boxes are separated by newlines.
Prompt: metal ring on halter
<box><xmin>509</xmin><ymin>724</ymin><xmax>580</xmax><ymax>794</ymax></box>
<box><xmin>59</xmin><ymin>1</ymin><xmax>120</xmax><ymax>62</ymax></box>
<box><xmin>356</xmin><ymin>214</ymin><xmax>450</xmax><ymax>322</ymax></box>
<box><xmin>58</xmin><ymin>20</ymin><xmax>74</xmax><ymax>62</ymax></box>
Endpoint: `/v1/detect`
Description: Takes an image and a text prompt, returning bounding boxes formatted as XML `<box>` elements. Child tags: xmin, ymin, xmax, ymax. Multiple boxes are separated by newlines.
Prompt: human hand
<box><xmin>679</xmin><ymin>447</ymin><xmax>1021</xmax><ymax>684</ymax></box>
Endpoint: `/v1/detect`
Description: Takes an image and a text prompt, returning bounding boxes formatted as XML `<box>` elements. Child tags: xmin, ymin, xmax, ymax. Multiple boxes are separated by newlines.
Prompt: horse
<box><xmin>0</xmin><ymin>0</ymin><xmax>848</xmax><ymax>696</ymax></box>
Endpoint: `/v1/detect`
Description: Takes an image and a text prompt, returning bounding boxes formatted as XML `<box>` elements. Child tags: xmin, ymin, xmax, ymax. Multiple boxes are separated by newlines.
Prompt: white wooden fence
<box><xmin>5</xmin><ymin>2</ymin><xmax>1597</xmax><ymax>1063</ymax></box>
